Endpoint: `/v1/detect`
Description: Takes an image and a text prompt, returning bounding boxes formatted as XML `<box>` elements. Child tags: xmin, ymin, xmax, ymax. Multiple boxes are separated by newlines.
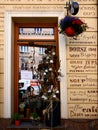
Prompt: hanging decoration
<box><xmin>59</xmin><ymin>0</ymin><xmax>88</xmax><ymax>39</ymax></box>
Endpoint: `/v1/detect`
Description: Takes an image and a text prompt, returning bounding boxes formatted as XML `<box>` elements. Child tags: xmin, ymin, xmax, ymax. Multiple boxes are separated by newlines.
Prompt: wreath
<box><xmin>59</xmin><ymin>16</ymin><xmax>88</xmax><ymax>38</ymax></box>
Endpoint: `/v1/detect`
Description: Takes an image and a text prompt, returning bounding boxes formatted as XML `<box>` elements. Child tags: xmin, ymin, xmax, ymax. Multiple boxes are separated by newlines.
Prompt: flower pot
<box><xmin>15</xmin><ymin>120</ymin><xmax>20</xmax><ymax>126</ymax></box>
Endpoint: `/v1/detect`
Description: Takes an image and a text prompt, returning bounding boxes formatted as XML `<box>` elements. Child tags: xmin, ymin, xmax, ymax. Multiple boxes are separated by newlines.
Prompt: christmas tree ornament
<box><xmin>52</xmin><ymin>94</ymin><xmax>56</xmax><ymax>98</ymax></box>
<box><xmin>49</xmin><ymin>67</ymin><xmax>52</xmax><ymax>71</ymax></box>
<box><xmin>50</xmin><ymin>60</ymin><xmax>53</xmax><ymax>63</ymax></box>
<box><xmin>41</xmin><ymin>94</ymin><xmax>48</xmax><ymax>100</ymax></box>
<box><xmin>52</xmin><ymin>51</ymin><xmax>56</xmax><ymax>55</ymax></box>
<box><xmin>45</xmin><ymin>69</ymin><xmax>48</xmax><ymax>72</ymax></box>
<box><xmin>44</xmin><ymin>72</ymin><xmax>47</xmax><ymax>75</ymax></box>
<box><xmin>56</xmin><ymin>90</ymin><xmax>59</xmax><ymax>94</ymax></box>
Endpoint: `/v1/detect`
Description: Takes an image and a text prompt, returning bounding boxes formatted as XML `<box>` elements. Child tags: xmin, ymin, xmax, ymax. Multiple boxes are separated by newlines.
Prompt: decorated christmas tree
<box><xmin>37</xmin><ymin>46</ymin><xmax>61</xmax><ymax>101</ymax></box>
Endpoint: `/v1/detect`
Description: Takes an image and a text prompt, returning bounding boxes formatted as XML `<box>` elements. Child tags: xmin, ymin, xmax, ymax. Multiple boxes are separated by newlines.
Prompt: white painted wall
<box><xmin>4</xmin><ymin>11</ymin><xmax>67</xmax><ymax>118</ymax></box>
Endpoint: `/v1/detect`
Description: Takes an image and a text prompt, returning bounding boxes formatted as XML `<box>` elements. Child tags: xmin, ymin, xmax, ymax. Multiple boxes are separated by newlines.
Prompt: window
<box><xmin>19</xmin><ymin>46</ymin><xmax>29</xmax><ymax>53</ymax></box>
<box><xmin>19</xmin><ymin>27</ymin><xmax>55</xmax><ymax>40</ymax></box>
<box><xmin>39</xmin><ymin>47</ymin><xmax>45</xmax><ymax>55</ymax></box>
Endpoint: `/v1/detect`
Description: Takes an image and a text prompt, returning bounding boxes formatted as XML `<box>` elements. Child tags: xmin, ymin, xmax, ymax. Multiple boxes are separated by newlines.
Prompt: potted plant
<box><xmin>13</xmin><ymin>113</ymin><xmax>21</xmax><ymax>126</ymax></box>
<box><xmin>30</xmin><ymin>112</ymin><xmax>40</xmax><ymax>125</ymax></box>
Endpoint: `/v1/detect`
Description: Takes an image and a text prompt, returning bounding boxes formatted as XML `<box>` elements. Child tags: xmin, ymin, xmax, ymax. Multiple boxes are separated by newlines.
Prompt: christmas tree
<box><xmin>37</xmin><ymin>46</ymin><xmax>61</xmax><ymax>101</ymax></box>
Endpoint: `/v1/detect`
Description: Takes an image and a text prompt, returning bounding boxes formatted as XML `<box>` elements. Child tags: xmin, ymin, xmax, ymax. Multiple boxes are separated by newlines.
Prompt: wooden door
<box><xmin>14</xmin><ymin>22</ymin><xmax>60</xmax><ymax>120</ymax></box>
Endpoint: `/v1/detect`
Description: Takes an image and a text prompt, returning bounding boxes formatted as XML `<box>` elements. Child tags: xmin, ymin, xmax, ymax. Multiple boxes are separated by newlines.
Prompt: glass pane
<box><xmin>19</xmin><ymin>27</ymin><xmax>54</xmax><ymax>40</ymax></box>
<box><xmin>18</xmin><ymin>45</ymin><xmax>60</xmax><ymax>121</ymax></box>
<box><xmin>18</xmin><ymin>46</ymin><xmax>46</xmax><ymax>119</ymax></box>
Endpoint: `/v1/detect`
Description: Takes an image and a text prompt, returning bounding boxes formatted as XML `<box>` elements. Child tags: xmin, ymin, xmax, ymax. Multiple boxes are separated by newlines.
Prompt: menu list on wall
<box><xmin>68</xmin><ymin>89</ymin><xmax>98</xmax><ymax>103</ymax></box>
<box><xmin>67</xmin><ymin>60</ymin><xmax>97</xmax><ymax>73</ymax></box>
<box><xmin>68</xmin><ymin>104</ymin><xmax>98</xmax><ymax>119</ymax></box>
<box><xmin>67</xmin><ymin>74</ymin><xmax>97</xmax><ymax>89</ymax></box>
<box><xmin>77</xmin><ymin>5</ymin><xmax>97</xmax><ymax>17</ymax></box>
<box><xmin>0</xmin><ymin>0</ymin><xmax>66</xmax><ymax>4</ymax></box>
<box><xmin>0</xmin><ymin>0</ymin><xmax>97</xmax><ymax>4</ymax></box>
<box><xmin>0</xmin><ymin>5</ymin><xmax>97</xmax><ymax>17</ymax></box>
<box><xmin>66</xmin><ymin>46</ymin><xmax>97</xmax><ymax>59</ymax></box>
<box><xmin>66</xmin><ymin>32</ymin><xmax>97</xmax><ymax>45</ymax></box>
<box><xmin>67</xmin><ymin>1</ymin><xmax>97</xmax><ymax>119</ymax></box>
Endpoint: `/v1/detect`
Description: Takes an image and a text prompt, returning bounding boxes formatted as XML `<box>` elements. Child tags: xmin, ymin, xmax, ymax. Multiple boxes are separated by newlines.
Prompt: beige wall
<box><xmin>0</xmin><ymin>0</ymin><xmax>97</xmax><ymax>118</ymax></box>
<box><xmin>66</xmin><ymin>0</ymin><xmax>98</xmax><ymax>119</ymax></box>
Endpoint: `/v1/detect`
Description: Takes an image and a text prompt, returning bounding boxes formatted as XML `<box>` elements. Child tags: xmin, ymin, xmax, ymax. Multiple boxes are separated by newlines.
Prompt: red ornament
<box><xmin>72</xmin><ymin>19</ymin><xmax>83</xmax><ymax>25</ymax></box>
<box><xmin>65</xmin><ymin>26</ymin><xmax>75</xmax><ymax>37</ymax></box>
<box><xmin>76</xmin><ymin>19</ymin><xmax>83</xmax><ymax>25</ymax></box>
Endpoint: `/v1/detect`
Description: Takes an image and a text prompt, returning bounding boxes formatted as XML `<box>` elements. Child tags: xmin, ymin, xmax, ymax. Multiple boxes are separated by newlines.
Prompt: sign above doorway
<box><xmin>19</xmin><ymin>27</ymin><xmax>55</xmax><ymax>40</ymax></box>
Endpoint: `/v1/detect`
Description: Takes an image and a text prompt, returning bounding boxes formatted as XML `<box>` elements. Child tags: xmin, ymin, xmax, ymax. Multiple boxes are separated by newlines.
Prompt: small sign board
<box><xmin>21</xmin><ymin>70</ymin><xmax>32</xmax><ymax>80</ymax></box>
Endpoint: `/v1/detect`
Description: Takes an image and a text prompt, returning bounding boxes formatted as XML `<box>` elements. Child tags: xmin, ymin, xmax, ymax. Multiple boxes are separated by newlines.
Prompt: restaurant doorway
<box><xmin>14</xmin><ymin>21</ymin><xmax>60</xmax><ymax>126</ymax></box>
